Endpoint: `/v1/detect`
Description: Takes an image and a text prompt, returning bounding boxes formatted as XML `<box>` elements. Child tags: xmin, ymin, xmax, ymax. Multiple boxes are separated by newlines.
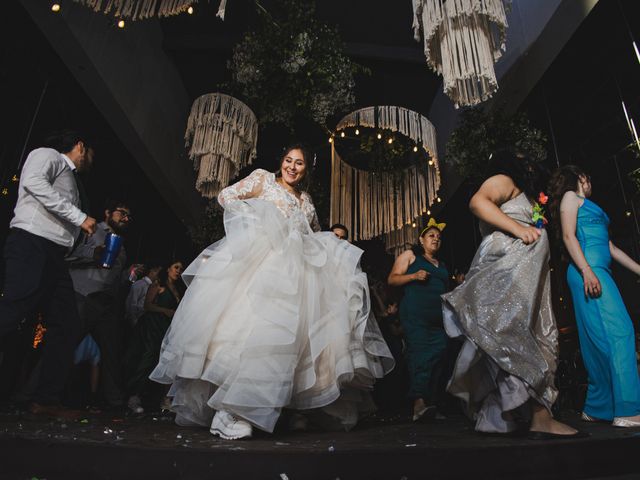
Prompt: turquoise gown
<box><xmin>566</xmin><ymin>197</ymin><xmax>640</xmax><ymax>420</ymax></box>
<box><xmin>399</xmin><ymin>255</ymin><xmax>449</xmax><ymax>402</ymax></box>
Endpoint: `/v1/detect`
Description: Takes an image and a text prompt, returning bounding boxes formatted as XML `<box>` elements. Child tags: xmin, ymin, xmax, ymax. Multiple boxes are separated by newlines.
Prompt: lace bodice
<box><xmin>218</xmin><ymin>169</ymin><xmax>321</xmax><ymax>232</ymax></box>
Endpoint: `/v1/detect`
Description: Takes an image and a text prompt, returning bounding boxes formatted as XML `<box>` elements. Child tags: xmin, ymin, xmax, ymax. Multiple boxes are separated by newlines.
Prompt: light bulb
<box><xmin>329</xmin><ymin>137</ymin><xmax>333</xmax><ymax>143</ymax></box>
<box><xmin>413</xmin><ymin>146</ymin><xmax>418</xmax><ymax>152</ymax></box>
<box><xmin>427</xmin><ymin>210</ymin><xmax>431</xmax><ymax>215</ymax></box>
<box><xmin>187</xmin><ymin>6</ymin><xmax>194</xmax><ymax>14</ymax></box>
<box><xmin>51</xmin><ymin>3</ymin><xmax>61</xmax><ymax>12</ymax></box>
<box><xmin>118</xmin><ymin>19</ymin><xmax>125</xmax><ymax>28</ymax></box>
<box><xmin>412</xmin><ymin>222</ymin><xmax>416</xmax><ymax>228</ymax></box>
<box><xmin>388</xmin><ymin>138</ymin><xmax>393</xmax><ymax>144</ymax></box>
<box><xmin>340</xmin><ymin>131</ymin><xmax>345</xmax><ymax>138</ymax></box>
<box><xmin>377</xmin><ymin>133</ymin><xmax>382</xmax><ymax>140</ymax></box>
<box><xmin>355</xmin><ymin>129</ymin><xmax>360</xmax><ymax>135</ymax></box>
<box><xmin>428</xmin><ymin>160</ymin><xmax>433</xmax><ymax>166</ymax></box>
<box><xmin>626</xmin><ymin>211</ymin><xmax>632</xmax><ymax>217</ymax></box>
<box><xmin>437</xmin><ymin>197</ymin><xmax>441</xmax><ymax>203</ymax></box>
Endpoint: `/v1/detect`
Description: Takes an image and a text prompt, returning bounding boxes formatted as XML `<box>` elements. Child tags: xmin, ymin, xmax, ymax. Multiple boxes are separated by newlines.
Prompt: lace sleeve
<box><xmin>218</xmin><ymin>169</ymin><xmax>269</xmax><ymax>208</ymax></box>
<box><xmin>303</xmin><ymin>192</ymin><xmax>321</xmax><ymax>232</ymax></box>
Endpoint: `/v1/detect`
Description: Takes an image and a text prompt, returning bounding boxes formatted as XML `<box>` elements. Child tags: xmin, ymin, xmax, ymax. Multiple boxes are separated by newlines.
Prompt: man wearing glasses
<box><xmin>68</xmin><ymin>199</ymin><xmax>132</xmax><ymax>410</ymax></box>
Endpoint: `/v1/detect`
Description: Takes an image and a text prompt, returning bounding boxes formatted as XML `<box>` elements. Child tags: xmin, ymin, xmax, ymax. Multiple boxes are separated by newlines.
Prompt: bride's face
<box><xmin>280</xmin><ymin>149</ymin><xmax>306</xmax><ymax>187</ymax></box>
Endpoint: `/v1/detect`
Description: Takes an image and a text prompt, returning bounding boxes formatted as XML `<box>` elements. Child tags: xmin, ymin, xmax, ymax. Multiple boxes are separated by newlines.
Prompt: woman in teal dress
<box><xmin>125</xmin><ymin>261</ymin><xmax>184</xmax><ymax>413</ymax></box>
<box><xmin>550</xmin><ymin>165</ymin><xmax>640</xmax><ymax>427</ymax></box>
<box><xmin>388</xmin><ymin>219</ymin><xmax>449</xmax><ymax>421</ymax></box>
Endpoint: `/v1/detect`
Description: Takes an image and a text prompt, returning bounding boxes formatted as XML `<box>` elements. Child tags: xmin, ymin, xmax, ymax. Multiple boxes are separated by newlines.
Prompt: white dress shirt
<box><xmin>125</xmin><ymin>276</ymin><xmax>152</xmax><ymax>325</ymax></box>
<box><xmin>10</xmin><ymin>148</ymin><xmax>87</xmax><ymax>247</ymax></box>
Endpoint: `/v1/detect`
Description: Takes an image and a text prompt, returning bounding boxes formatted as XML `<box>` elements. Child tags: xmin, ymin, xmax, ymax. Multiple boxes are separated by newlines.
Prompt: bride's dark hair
<box><xmin>274</xmin><ymin>143</ymin><xmax>314</xmax><ymax>192</ymax></box>
<box><xmin>548</xmin><ymin>164</ymin><xmax>587</xmax><ymax>250</ymax></box>
<box><xmin>485</xmin><ymin>148</ymin><xmax>547</xmax><ymax>201</ymax></box>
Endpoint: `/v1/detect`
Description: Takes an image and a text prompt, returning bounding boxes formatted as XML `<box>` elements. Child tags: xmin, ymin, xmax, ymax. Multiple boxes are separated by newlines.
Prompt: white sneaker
<box><xmin>210</xmin><ymin>410</ymin><xmax>253</xmax><ymax>440</ymax></box>
<box><xmin>127</xmin><ymin>395</ymin><xmax>144</xmax><ymax>414</ymax></box>
<box><xmin>612</xmin><ymin>417</ymin><xmax>640</xmax><ymax>428</ymax></box>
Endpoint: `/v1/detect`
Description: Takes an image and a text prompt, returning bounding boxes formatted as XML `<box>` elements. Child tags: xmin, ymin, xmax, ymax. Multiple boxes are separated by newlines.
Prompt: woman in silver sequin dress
<box><xmin>442</xmin><ymin>149</ymin><xmax>581</xmax><ymax>439</ymax></box>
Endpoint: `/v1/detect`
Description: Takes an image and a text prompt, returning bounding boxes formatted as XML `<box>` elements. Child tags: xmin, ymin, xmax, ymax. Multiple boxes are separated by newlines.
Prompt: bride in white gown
<box><xmin>150</xmin><ymin>145</ymin><xmax>394</xmax><ymax>439</ymax></box>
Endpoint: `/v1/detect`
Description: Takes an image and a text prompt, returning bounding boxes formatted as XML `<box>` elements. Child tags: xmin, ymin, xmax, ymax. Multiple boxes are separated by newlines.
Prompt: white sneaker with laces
<box><xmin>210</xmin><ymin>410</ymin><xmax>253</xmax><ymax>440</ymax></box>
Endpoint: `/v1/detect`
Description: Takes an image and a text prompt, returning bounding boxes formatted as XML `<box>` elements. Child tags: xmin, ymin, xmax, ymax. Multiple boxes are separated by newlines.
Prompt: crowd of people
<box><xmin>1</xmin><ymin>131</ymin><xmax>640</xmax><ymax>443</ymax></box>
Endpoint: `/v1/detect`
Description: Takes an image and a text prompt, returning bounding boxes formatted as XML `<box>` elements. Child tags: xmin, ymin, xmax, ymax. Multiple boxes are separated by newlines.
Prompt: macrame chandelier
<box><xmin>185</xmin><ymin>93</ymin><xmax>258</xmax><ymax>199</ymax></box>
<box><xmin>71</xmin><ymin>0</ymin><xmax>196</xmax><ymax>19</ymax></box>
<box><xmin>412</xmin><ymin>0</ymin><xmax>509</xmax><ymax>108</ymax></box>
<box><xmin>330</xmin><ymin>106</ymin><xmax>440</xmax><ymax>254</ymax></box>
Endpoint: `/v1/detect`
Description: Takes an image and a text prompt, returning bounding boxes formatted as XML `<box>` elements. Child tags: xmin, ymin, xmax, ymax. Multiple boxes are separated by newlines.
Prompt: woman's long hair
<box><xmin>548</xmin><ymin>164</ymin><xmax>587</xmax><ymax>249</ymax></box>
<box><xmin>485</xmin><ymin>148</ymin><xmax>547</xmax><ymax>201</ymax></box>
<box><xmin>158</xmin><ymin>261</ymin><xmax>186</xmax><ymax>298</ymax></box>
<box><xmin>274</xmin><ymin>143</ymin><xmax>314</xmax><ymax>192</ymax></box>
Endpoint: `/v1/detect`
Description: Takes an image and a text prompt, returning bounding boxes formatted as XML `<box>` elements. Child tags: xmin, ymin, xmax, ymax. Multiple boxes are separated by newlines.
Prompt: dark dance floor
<box><xmin>1</xmin><ymin>404</ymin><xmax>640</xmax><ymax>480</ymax></box>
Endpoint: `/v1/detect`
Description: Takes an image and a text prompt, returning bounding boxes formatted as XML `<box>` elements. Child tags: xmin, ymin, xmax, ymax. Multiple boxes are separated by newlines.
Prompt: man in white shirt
<box><xmin>0</xmin><ymin>130</ymin><xmax>97</xmax><ymax>418</ymax></box>
<box><xmin>125</xmin><ymin>263</ymin><xmax>162</xmax><ymax>326</ymax></box>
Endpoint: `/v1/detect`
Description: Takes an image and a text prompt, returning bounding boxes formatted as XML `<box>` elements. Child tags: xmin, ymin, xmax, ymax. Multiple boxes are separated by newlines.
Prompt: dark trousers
<box><xmin>0</xmin><ymin>228</ymin><xmax>82</xmax><ymax>404</ymax></box>
<box><xmin>76</xmin><ymin>291</ymin><xmax>124</xmax><ymax>406</ymax></box>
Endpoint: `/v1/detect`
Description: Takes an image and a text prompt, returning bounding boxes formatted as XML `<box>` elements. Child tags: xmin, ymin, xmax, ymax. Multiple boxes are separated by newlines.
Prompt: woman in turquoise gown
<box><xmin>550</xmin><ymin>165</ymin><xmax>640</xmax><ymax>427</ymax></box>
<box><xmin>388</xmin><ymin>219</ymin><xmax>449</xmax><ymax>421</ymax></box>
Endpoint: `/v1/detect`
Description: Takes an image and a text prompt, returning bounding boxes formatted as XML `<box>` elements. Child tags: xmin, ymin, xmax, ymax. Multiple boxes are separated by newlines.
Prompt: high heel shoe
<box><xmin>612</xmin><ymin>417</ymin><xmax>640</xmax><ymax>428</ymax></box>
<box><xmin>581</xmin><ymin>412</ymin><xmax>606</xmax><ymax>423</ymax></box>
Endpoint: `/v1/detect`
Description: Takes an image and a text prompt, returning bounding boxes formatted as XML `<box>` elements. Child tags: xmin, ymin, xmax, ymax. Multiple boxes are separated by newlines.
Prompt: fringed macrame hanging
<box><xmin>330</xmin><ymin>106</ymin><xmax>440</xmax><ymax>255</ymax></box>
<box><xmin>412</xmin><ymin>0</ymin><xmax>509</xmax><ymax>108</ymax></box>
<box><xmin>72</xmin><ymin>0</ymin><xmax>196</xmax><ymax>20</ymax></box>
<box><xmin>185</xmin><ymin>93</ymin><xmax>258</xmax><ymax>199</ymax></box>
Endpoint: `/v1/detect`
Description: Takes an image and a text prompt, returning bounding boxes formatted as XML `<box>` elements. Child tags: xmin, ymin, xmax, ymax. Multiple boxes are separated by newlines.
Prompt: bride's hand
<box><xmin>515</xmin><ymin>225</ymin><xmax>542</xmax><ymax>245</ymax></box>
<box><xmin>582</xmin><ymin>266</ymin><xmax>602</xmax><ymax>298</ymax></box>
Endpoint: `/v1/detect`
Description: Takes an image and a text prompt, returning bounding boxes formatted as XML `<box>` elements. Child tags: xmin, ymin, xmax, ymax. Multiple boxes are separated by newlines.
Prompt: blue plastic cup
<box><xmin>101</xmin><ymin>233</ymin><xmax>123</xmax><ymax>268</ymax></box>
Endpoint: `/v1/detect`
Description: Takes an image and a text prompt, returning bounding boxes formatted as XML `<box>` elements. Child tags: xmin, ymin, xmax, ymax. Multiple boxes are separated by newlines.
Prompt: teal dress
<box><xmin>125</xmin><ymin>288</ymin><xmax>180</xmax><ymax>396</ymax></box>
<box><xmin>399</xmin><ymin>255</ymin><xmax>449</xmax><ymax>401</ymax></box>
<box><xmin>567</xmin><ymin>198</ymin><xmax>640</xmax><ymax>420</ymax></box>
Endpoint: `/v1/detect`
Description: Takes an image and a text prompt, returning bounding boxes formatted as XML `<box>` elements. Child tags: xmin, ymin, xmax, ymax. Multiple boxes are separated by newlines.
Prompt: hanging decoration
<box><xmin>412</xmin><ymin>0</ymin><xmax>509</xmax><ymax>108</ymax></box>
<box><xmin>228</xmin><ymin>0</ymin><xmax>360</xmax><ymax>129</ymax></box>
<box><xmin>185</xmin><ymin>93</ymin><xmax>258</xmax><ymax>199</ymax></box>
<box><xmin>330</xmin><ymin>106</ymin><xmax>440</xmax><ymax>255</ymax></box>
<box><xmin>72</xmin><ymin>0</ymin><xmax>198</xmax><ymax>20</ymax></box>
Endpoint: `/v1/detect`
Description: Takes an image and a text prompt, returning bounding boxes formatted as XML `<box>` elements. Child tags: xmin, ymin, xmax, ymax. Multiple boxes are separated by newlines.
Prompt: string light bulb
<box><xmin>340</xmin><ymin>131</ymin><xmax>345</xmax><ymax>138</ymax></box>
<box><xmin>437</xmin><ymin>197</ymin><xmax>441</xmax><ymax>203</ymax></box>
<box><xmin>51</xmin><ymin>3</ymin><xmax>61</xmax><ymax>12</ymax></box>
<box><xmin>427</xmin><ymin>209</ymin><xmax>431</xmax><ymax>215</ymax></box>
<box><xmin>428</xmin><ymin>160</ymin><xmax>434</xmax><ymax>166</ymax></box>
<box><xmin>412</xmin><ymin>222</ymin><xmax>416</xmax><ymax>228</ymax></box>
<box><xmin>118</xmin><ymin>19</ymin><xmax>125</xmax><ymax>28</ymax></box>
<box><xmin>328</xmin><ymin>137</ymin><xmax>333</xmax><ymax>143</ymax></box>
<box><xmin>355</xmin><ymin>129</ymin><xmax>360</xmax><ymax>135</ymax></box>
<box><xmin>387</xmin><ymin>138</ymin><xmax>393</xmax><ymax>144</ymax></box>
<box><xmin>626</xmin><ymin>211</ymin><xmax>632</xmax><ymax>217</ymax></box>
<box><xmin>377</xmin><ymin>133</ymin><xmax>382</xmax><ymax>140</ymax></box>
<box><xmin>187</xmin><ymin>6</ymin><xmax>194</xmax><ymax>14</ymax></box>
<box><xmin>413</xmin><ymin>146</ymin><xmax>418</xmax><ymax>152</ymax></box>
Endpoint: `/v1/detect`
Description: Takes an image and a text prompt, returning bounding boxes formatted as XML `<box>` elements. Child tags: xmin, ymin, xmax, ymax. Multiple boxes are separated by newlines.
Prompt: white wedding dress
<box><xmin>150</xmin><ymin>169</ymin><xmax>394</xmax><ymax>433</ymax></box>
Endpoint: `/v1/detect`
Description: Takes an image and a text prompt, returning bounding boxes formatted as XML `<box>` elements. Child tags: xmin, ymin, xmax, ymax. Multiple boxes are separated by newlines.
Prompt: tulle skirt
<box><xmin>150</xmin><ymin>199</ymin><xmax>394</xmax><ymax>433</ymax></box>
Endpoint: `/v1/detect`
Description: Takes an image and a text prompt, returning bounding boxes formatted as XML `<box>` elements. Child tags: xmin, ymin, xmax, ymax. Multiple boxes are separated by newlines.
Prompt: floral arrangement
<box><xmin>533</xmin><ymin>192</ymin><xmax>549</xmax><ymax>229</ymax></box>
<box><xmin>228</xmin><ymin>0</ymin><xmax>362</xmax><ymax>129</ymax></box>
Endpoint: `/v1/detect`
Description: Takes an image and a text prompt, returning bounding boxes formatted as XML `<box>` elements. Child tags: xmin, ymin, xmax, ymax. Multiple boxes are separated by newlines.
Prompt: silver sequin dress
<box><xmin>442</xmin><ymin>192</ymin><xmax>558</xmax><ymax>433</ymax></box>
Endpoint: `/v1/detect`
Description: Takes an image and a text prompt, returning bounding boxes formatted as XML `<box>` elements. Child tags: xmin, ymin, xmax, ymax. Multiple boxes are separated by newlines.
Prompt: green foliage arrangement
<box><xmin>333</xmin><ymin>128</ymin><xmax>428</xmax><ymax>176</ymax></box>
<box><xmin>445</xmin><ymin>107</ymin><xmax>548</xmax><ymax>183</ymax></box>
<box><xmin>228</xmin><ymin>0</ymin><xmax>361</xmax><ymax>129</ymax></box>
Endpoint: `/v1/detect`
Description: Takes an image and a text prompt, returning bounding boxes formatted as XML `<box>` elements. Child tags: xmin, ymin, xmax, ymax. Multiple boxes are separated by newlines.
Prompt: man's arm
<box><xmin>21</xmin><ymin>149</ymin><xmax>87</xmax><ymax>227</ymax></box>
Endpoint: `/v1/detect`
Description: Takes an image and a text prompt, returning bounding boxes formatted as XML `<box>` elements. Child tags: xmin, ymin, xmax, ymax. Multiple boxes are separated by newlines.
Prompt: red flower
<box><xmin>538</xmin><ymin>192</ymin><xmax>549</xmax><ymax>205</ymax></box>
